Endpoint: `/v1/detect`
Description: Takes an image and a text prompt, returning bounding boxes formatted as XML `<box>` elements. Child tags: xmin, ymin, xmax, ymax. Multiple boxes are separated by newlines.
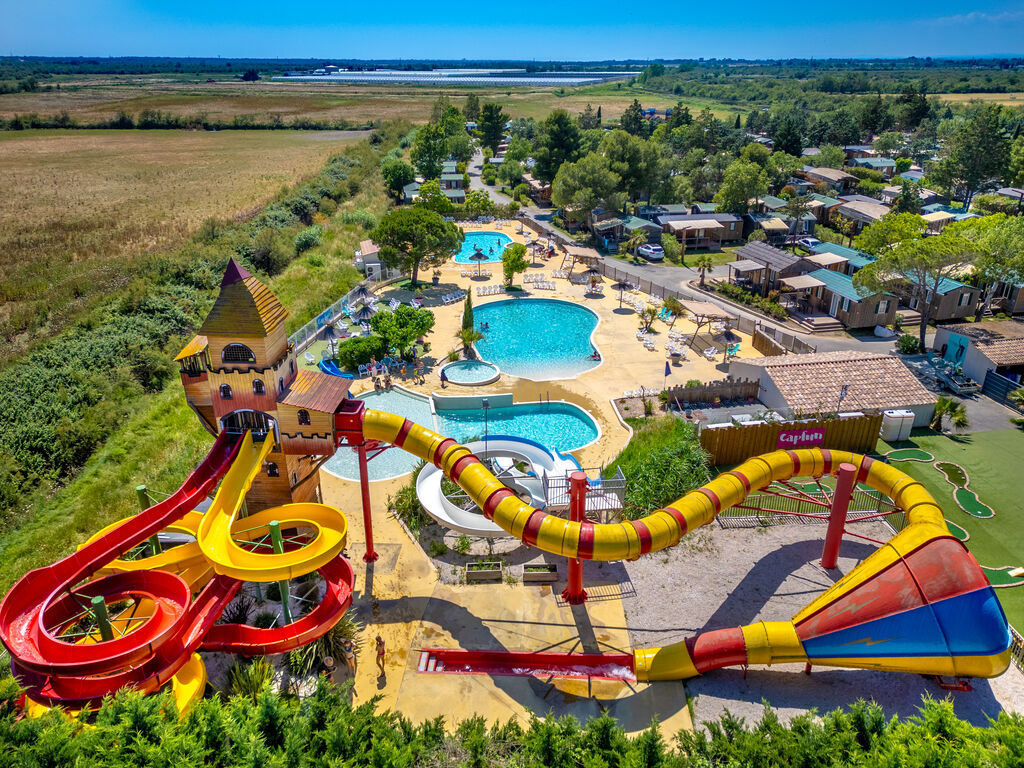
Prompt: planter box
<box><xmin>523</xmin><ymin>564</ymin><xmax>558</xmax><ymax>583</ymax></box>
<box><xmin>465</xmin><ymin>561</ymin><xmax>502</xmax><ymax>582</ymax></box>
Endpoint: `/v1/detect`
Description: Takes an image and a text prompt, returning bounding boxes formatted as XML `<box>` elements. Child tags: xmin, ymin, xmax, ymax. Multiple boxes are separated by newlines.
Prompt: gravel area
<box><xmin>620</xmin><ymin>521</ymin><xmax>1024</xmax><ymax>728</ymax></box>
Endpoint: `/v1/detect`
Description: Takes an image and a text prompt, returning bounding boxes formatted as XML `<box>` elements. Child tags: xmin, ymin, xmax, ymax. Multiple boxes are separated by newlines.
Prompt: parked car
<box><xmin>636</xmin><ymin>243</ymin><xmax>665</xmax><ymax>262</ymax></box>
<box><xmin>797</xmin><ymin>237</ymin><xmax>821</xmax><ymax>251</ymax></box>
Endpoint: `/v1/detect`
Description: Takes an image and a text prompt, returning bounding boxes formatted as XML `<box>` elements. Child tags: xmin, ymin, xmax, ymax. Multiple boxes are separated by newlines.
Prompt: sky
<box><xmin>3</xmin><ymin>1</ymin><xmax>1024</xmax><ymax>60</ymax></box>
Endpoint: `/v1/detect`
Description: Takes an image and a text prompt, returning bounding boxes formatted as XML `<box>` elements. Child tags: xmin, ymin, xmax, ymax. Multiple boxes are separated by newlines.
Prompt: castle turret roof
<box><xmin>200</xmin><ymin>258</ymin><xmax>288</xmax><ymax>337</ymax></box>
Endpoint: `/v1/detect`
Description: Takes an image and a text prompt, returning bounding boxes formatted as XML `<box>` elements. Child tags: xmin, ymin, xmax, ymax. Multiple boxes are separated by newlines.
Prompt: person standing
<box><xmin>341</xmin><ymin>638</ymin><xmax>356</xmax><ymax>676</ymax></box>
<box><xmin>375</xmin><ymin>635</ymin><xmax>386</xmax><ymax>677</ymax></box>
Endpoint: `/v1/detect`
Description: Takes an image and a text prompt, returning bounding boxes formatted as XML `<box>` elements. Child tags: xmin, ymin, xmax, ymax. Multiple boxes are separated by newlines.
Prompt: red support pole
<box><xmin>357</xmin><ymin>443</ymin><xmax>379</xmax><ymax>562</ymax></box>
<box><xmin>561</xmin><ymin>471</ymin><xmax>588</xmax><ymax>605</ymax></box>
<box><xmin>820</xmin><ymin>462</ymin><xmax>856</xmax><ymax>569</ymax></box>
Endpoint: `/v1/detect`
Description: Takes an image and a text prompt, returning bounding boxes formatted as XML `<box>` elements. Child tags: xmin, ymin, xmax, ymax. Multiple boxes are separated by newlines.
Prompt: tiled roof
<box><xmin>736</xmin><ymin>241</ymin><xmax>800</xmax><ymax>271</ymax></box>
<box><xmin>277</xmin><ymin>370</ymin><xmax>351</xmax><ymax>413</ymax></box>
<box><xmin>200</xmin><ymin>259</ymin><xmax>288</xmax><ymax>337</ymax></box>
<box><xmin>740</xmin><ymin>351</ymin><xmax>936</xmax><ymax>412</ymax></box>
<box><xmin>806</xmin><ymin>167</ymin><xmax>857</xmax><ymax>183</ymax></box>
<box><xmin>836</xmin><ymin>200</ymin><xmax>890</xmax><ymax>223</ymax></box>
<box><xmin>943</xmin><ymin>321</ymin><xmax>1024</xmax><ymax>364</ymax></box>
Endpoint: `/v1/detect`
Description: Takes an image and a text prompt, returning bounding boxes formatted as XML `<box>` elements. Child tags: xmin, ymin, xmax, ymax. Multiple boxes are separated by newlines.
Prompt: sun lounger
<box><xmin>357</xmin><ymin>364</ymin><xmax>369</xmax><ymax>377</ymax></box>
<box><xmin>703</xmin><ymin>347</ymin><xmax>719</xmax><ymax>360</ymax></box>
<box><xmin>304</xmin><ymin>351</ymin><xmax>315</xmax><ymax>365</ymax></box>
<box><xmin>389</xmin><ymin>298</ymin><xmax>401</xmax><ymax>311</ymax></box>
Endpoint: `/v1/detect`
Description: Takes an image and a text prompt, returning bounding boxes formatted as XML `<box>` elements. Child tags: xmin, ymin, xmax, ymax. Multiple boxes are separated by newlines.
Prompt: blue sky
<box><xmin>3</xmin><ymin>1</ymin><xmax>1024</xmax><ymax>60</ymax></box>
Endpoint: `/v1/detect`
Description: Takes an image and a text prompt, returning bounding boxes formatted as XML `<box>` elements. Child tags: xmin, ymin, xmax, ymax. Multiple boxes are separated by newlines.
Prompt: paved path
<box><xmin>467</xmin><ymin>148</ymin><xmax>512</xmax><ymax>205</ymax></box>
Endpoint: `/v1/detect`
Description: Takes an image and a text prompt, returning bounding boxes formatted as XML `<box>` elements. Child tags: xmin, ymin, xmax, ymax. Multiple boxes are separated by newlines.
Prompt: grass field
<box><xmin>932</xmin><ymin>92</ymin><xmax>1024</xmax><ymax>105</ymax></box>
<box><xmin>0</xmin><ymin>128</ymin><xmax>366</xmax><ymax>362</ymax></box>
<box><xmin>0</xmin><ymin>77</ymin><xmax>741</xmax><ymax>125</ymax></box>
<box><xmin>881</xmin><ymin>428</ymin><xmax>1024</xmax><ymax>628</ymax></box>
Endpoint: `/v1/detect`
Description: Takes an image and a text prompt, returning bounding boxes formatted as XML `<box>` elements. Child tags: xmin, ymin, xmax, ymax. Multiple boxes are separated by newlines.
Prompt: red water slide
<box><xmin>0</xmin><ymin>431</ymin><xmax>242</xmax><ymax>706</ymax></box>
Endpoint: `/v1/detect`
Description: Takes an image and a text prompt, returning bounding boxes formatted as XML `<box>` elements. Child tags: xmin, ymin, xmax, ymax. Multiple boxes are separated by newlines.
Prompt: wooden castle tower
<box><xmin>175</xmin><ymin>259</ymin><xmax>352</xmax><ymax>511</ymax></box>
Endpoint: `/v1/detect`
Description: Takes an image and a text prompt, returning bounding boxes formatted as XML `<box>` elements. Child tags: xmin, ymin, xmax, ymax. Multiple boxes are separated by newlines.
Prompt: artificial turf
<box><xmin>881</xmin><ymin>428</ymin><xmax>1024</xmax><ymax>628</ymax></box>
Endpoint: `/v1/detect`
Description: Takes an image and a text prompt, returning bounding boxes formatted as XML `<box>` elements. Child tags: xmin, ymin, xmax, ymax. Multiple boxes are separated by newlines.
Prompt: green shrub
<box><xmin>227</xmin><ymin>657</ymin><xmax>274</xmax><ymax>700</ymax></box>
<box><xmin>338</xmin><ymin>209</ymin><xmax>377</xmax><ymax>230</ymax></box>
<box><xmin>294</xmin><ymin>225</ymin><xmax>323</xmax><ymax>254</ymax></box>
<box><xmin>715</xmin><ymin>282</ymin><xmax>789</xmax><ymax>321</ymax></box>
<box><xmin>334</xmin><ymin>335</ymin><xmax>388</xmax><ymax>371</ymax></box>
<box><xmin>286</xmin><ymin>612</ymin><xmax>363</xmax><ymax>676</ymax></box>
<box><xmin>455</xmin><ymin>535</ymin><xmax>472</xmax><ymax>555</ymax></box>
<box><xmin>896</xmin><ymin>333</ymin><xmax>922</xmax><ymax>354</ymax></box>
<box><xmin>428</xmin><ymin>539</ymin><xmax>448</xmax><ymax>557</ymax></box>
<box><xmin>252</xmin><ymin>610</ymin><xmax>278</xmax><ymax>629</ymax></box>
<box><xmin>389</xmin><ymin>471</ymin><xmax>429</xmax><ymax>532</ymax></box>
<box><xmin>607</xmin><ymin>416</ymin><xmax>710</xmax><ymax>516</ymax></box>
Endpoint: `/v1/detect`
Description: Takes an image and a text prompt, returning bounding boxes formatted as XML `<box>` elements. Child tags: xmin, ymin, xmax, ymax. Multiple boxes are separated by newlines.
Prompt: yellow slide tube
<box><xmin>364</xmin><ymin>410</ymin><xmax>922</xmax><ymax>562</ymax></box>
<box><xmin>195</xmin><ymin>433</ymin><xmax>348</xmax><ymax>583</ymax></box>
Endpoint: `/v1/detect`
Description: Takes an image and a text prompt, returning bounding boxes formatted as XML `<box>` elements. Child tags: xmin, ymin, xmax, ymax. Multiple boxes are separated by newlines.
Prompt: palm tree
<box><xmin>664</xmin><ymin>296</ymin><xmax>685</xmax><ymax>328</ymax></box>
<box><xmin>638</xmin><ymin>306</ymin><xmax>658</xmax><ymax>332</ymax></box>
<box><xmin>456</xmin><ymin>326</ymin><xmax>484</xmax><ymax>358</ymax></box>
<box><xmin>623</xmin><ymin>229</ymin><xmax>648</xmax><ymax>258</ymax></box>
<box><xmin>693</xmin><ymin>254</ymin><xmax>714</xmax><ymax>288</ymax></box>
<box><xmin>1009</xmin><ymin>388</ymin><xmax>1024</xmax><ymax>408</ymax></box>
<box><xmin>931</xmin><ymin>395</ymin><xmax>969</xmax><ymax>432</ymax></box>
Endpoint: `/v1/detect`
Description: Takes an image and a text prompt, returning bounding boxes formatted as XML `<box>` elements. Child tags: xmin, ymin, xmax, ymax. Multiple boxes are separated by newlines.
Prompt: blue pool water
<box><xmin>442</xmin><ymin>360</ymin><xmax>499</xmax><ymax>385</ymax></box>
<box><xmin>323</xmin><ymin>389</ymin><xmax>434</xmax><ymax>481</ymax></box>
<box><xmin>436</xmin><ymin>402</ymin><xmax>598</xmax><ymax>454</ymax></box>
<box><xmin>474</xmin><ymin>299</ymin><xmax>600</xmax><ymax>381</ymax></box>
<box><xmin>322</xmin><ymin>389</ymin><xmax>598</xmax><ymax>481</ymax></box>
<box><xmin>454</xmin><ymin>231</ymin><xmax>512</xmax><ymax>263</ymax></box>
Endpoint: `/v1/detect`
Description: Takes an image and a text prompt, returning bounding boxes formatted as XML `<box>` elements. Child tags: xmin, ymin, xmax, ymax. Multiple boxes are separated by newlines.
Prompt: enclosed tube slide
<box><xmin>361</xmin><ymin>408</ymin><xmax>1012</xmax><ymax>682</ymax></box>
<box><xmin>0</xmin><ymin>431</ymin><xmax>354</xmax><ymax>710</ymax></box>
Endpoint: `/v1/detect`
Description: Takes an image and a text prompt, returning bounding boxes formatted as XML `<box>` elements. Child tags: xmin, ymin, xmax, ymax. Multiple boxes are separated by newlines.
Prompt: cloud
<box><xmin>928</xmin><ymin>9</ymin><xmax>1024</xmax><ymax>26</ymax></box>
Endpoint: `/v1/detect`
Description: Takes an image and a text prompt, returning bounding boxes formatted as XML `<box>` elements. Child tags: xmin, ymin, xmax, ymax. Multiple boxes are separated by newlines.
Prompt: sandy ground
<box><xmin>621</xmin><ymin>520</ymin><xmax>1024</xmax><ymax>729</ymax></box>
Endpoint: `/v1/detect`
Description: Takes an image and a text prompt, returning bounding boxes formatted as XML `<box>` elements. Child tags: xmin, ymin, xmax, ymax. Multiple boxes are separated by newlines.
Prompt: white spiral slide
<box><xmin>414</xmin><ymin>436</ymin><xmax>579</xmax><ymax>537</ymax></box>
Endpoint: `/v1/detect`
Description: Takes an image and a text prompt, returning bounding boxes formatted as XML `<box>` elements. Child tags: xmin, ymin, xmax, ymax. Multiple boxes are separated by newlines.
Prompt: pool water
<box><xmin>323</xmin><ymin>389</ymin><xmax>434</xmax><ymax>481</ymax></box>
<box><xmin>436</xmin><ymin>402</ymin><xmax>598</xmax><ymax>454</ymax></box>
<box><xmin>322</xmin><ymin>389</ymin><xmax>598</xmax><ymax>481</ymax></box>
<box><xmin>442</xmin><ymin>360</ymin><xmax>499</xmax><ymax>385</ymax></box>
<box><xmin>454</xmin><ymin>231</ymin><xmax>512</xmax><ymax>263</ymax></box>
<box><xmin>474</xmin><ymin>299</ymin><xmax>600</xmax><ymax>381</ymax></box>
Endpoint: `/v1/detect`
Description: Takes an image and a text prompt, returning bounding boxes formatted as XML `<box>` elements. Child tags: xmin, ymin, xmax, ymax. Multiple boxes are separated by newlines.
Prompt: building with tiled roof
<box><xmin>729</xmin><ymin>351</ymin><xmax>936</xmax><ymax>426</ymax></box>
<box><xmin>933</xmin><ymin>320</ymin><xmax>1024</xmax><ymax>386</ymax></box>
<box><xmin>175</xmin><ymin>259</ymin><xmax>353</xmax><ymax>510</ymax></box>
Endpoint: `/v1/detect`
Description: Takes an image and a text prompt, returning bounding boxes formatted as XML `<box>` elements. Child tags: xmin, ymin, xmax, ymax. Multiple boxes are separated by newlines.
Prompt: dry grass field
<box><xmin>0</xmin><ymin>128</ymin><xmax>366</xmax><ymax>360</ymax></box>
<box><xmin>932</xmin><ymin>92</ymin><xmax>1024</xmax><ymax>105</ymax></box>
<box><xmin>0</xmin><ymin>79</ymin><xmax>719</xmax><ymax>124</ymax></box>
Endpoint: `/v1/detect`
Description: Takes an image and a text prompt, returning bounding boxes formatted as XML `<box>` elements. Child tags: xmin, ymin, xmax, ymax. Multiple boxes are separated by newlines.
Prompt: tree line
<box><xmin>1</xmin><ymin>109</ymin><xmax>379</xmax><ymax>132</ymax></box>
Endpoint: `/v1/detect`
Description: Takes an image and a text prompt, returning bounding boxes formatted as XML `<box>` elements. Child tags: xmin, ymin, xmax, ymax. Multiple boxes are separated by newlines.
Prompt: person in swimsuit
<box><xmin>375</xmin><ymin>635</ymin><xmax>386</xmax><ymax>676</ymax></box>
<box><xmin>341</xmin><ymin>639</ymin><xmax>356</xmax><ymax>675</ymax></box>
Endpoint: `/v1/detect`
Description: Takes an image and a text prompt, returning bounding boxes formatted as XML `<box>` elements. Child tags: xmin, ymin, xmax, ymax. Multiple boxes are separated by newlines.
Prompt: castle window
<box><xmin>266</xmin><ymin>461</ymin><xmax>279</xmax><ymax>477</ymax></box>
<box><xmin>253</xmin><ymin>379</ymin><xmax>265</xmax><ymax>396</ymax></box>
<box><xmin>289</xmin><ymin>359</ymin><xmax>296</xmax><ymax>375</ymax></box>
<box><xmin>291</xmin><ymin>471</ymin><xmax>298</xmax><ymax>485</ymax></box>
<box><xmin>222</xmin><ymin>343</ymin><xmax>256</xmax><ymax>363</ymax></box>
<box><xmin>220</xmin><ymin>384</ymin><xmax>233</xmax><ymax>400</ymax></box>
<box><xmin>298</xmin><ymin>409</ymin><xmax>311</xmax><ymax>426</ymax></box>
<box><xmin>278</xmin><ymin>377</ymin><xmax>284</xmax><ymax>395</ymax></box>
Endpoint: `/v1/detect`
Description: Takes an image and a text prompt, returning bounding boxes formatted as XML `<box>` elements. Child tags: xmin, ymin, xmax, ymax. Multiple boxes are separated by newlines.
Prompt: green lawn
<box><xmin>881</xmin><ymin>429</ymin><xmax>1024</xmax><ymax>628</ymax></box>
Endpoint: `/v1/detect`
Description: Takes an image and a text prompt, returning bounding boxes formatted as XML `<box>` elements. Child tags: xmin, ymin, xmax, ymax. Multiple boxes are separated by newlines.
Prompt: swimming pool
<box><xmin>321</xmin><ymin>388</ymin><xmax>599</xmax><ymax>481</ymax></box>
<box><xmin>440</xmin><ymin>360</ymin><xmax>500</xmax><ymax>385</ymax></box>
<box><xmin>474</xmin><ymin>299</ymin><xmax>600</xmax><ymax>381</ymax></box>
<box><xmin>453</xmin><ymin>231</ymin><xmax>512</xmax><ymax>263</ymax></box>
<box><xmin>436</xmin><ymin>401</ymin><xmax>599</xmax><ymax>454</ymax></box>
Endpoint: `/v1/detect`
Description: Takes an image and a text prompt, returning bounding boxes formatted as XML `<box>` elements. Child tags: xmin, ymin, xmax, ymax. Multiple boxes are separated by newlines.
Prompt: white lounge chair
<box><xmin>304</xmin><ymin>351</ymin><xmax>315</xmax><ymax>365</ymax></box>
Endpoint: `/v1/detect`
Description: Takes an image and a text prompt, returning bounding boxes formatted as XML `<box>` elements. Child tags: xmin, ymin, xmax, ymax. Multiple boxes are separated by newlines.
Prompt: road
<box><xmin>467</xmin><ymin>149</ymin><xmax>512</xmax><ymax>205</ymax></box>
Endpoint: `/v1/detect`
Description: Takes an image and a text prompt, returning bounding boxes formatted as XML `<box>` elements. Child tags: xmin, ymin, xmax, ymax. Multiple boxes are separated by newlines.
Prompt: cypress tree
<box><xmin>462</xmin><ymin>293</ymin><xmax>474</xmax><ymax>331</ymax></box>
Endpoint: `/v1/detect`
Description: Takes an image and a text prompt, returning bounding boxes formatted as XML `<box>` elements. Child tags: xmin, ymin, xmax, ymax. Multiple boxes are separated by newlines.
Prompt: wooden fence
<box><xmin>663</xmin><ymin>378</ymin><xmax>760</xmax><ymax>406</ymax></box>
<box><xmin>699</xmin><ymin>412</ymin><xmax>883</xmax><ymax>466</ymax></box>
<box><xmin>752</xmin><ymin>329</ymin><xmax>786</xmax><ymax>357</ymax></box>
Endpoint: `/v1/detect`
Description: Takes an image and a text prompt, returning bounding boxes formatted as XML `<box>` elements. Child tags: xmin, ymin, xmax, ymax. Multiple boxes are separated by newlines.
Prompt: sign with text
<box><xmin>776</xmin><ymin>427</ymin><xmax>825</xmax><ymax>449</ymax></box>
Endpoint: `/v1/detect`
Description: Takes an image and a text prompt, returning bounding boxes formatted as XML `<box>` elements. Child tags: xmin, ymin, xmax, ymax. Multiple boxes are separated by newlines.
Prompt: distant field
<box><xmin>0</xmin><ymin>128</ymin><xmax>365</xmax><ymax>361</ymax></box>
<box><xmin>0</xmin><ymin>78</ymin><xmax>738</xmax><ymax>125</ymax></box>
<box><xmin>932</xmin><ymin>92</ymin><xmax>1024</xmax><ymax>105</ymax></box>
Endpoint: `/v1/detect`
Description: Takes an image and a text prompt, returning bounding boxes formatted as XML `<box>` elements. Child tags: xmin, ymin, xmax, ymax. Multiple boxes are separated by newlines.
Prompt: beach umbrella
<box><xmin>468</xmin><ymin>250</ymin><xmax>490</xmax><ymax>276</ymax></box>
<box><xmin>349</xmin><ymin>282</ymin><xmax>375</xmax><ymax>305</ymax></box>
<box><xmin>583</xmin><ymin>267</ymin><xmax>603</xmax><ymax>282</ymax></box>
<box><xmin>351</xmin><ymin>303</ymin><xmax>377</xmax><ymax>323</ymax></box>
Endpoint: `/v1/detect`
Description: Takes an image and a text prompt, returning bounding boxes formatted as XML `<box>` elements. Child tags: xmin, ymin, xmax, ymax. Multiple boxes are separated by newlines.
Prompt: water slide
<box><xmin>0</xmin><ymin>431</ymin><xmax>354</xmax><ymax>710</ymax></box>
<box><xmin>415</xmin><ymin>435</ymin><xmax>579</xmax><ymax>537</ymax></box>
<box><xmin>360</xmin><ymin>408</ymin><xmax>1012</xmax><ymax>682</ymax></box>
<box><xmin>318</xmin><ymin>360</ymin><xmax>355</xmax><ymax>379</ymax></box>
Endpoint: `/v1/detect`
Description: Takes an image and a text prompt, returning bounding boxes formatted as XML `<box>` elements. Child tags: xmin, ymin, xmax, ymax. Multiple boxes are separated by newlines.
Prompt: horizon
<box><xmin>5</xmin><ymin>1</ymin><xmax>1024</xmax><ymax>61</ymax></box>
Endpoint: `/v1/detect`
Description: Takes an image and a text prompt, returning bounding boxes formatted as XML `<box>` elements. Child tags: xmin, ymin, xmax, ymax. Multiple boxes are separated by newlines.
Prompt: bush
<box><xmin>896</xmin><ymin>333</ymin><xmax>922</xmax><ymax>354</ymax></box>
<box><xmin>294</xmin><ymin>225</ymin><xmax>323</xmax><ymax>255</ymax></box>
<box><xmin>388</xmin><ymin>471</ymin><xmax>429</xmax><ymax>532</ymax></box>
<box><xmin>252</xmin><ymin>610</ymin><xmax>278</xmax><ymax>629</ymax></box>
<box><xmin>607</xmin><ymin>416</ymin><xmax>710</xmax><ymax>516</ymax></box>
<box><xmin>338</xmin><ymin>209</ymin><xmax>377</xmax><ymax>230</ymax></box>
<box><xmin>334</xmin><ymin>335</ymin><xmax>388</xmax><ymax>371</ymax></box>
<box><xmin>715</xmin><ymin>282</ymin><xmax>789</xmax><ymax>321</ymax></box>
